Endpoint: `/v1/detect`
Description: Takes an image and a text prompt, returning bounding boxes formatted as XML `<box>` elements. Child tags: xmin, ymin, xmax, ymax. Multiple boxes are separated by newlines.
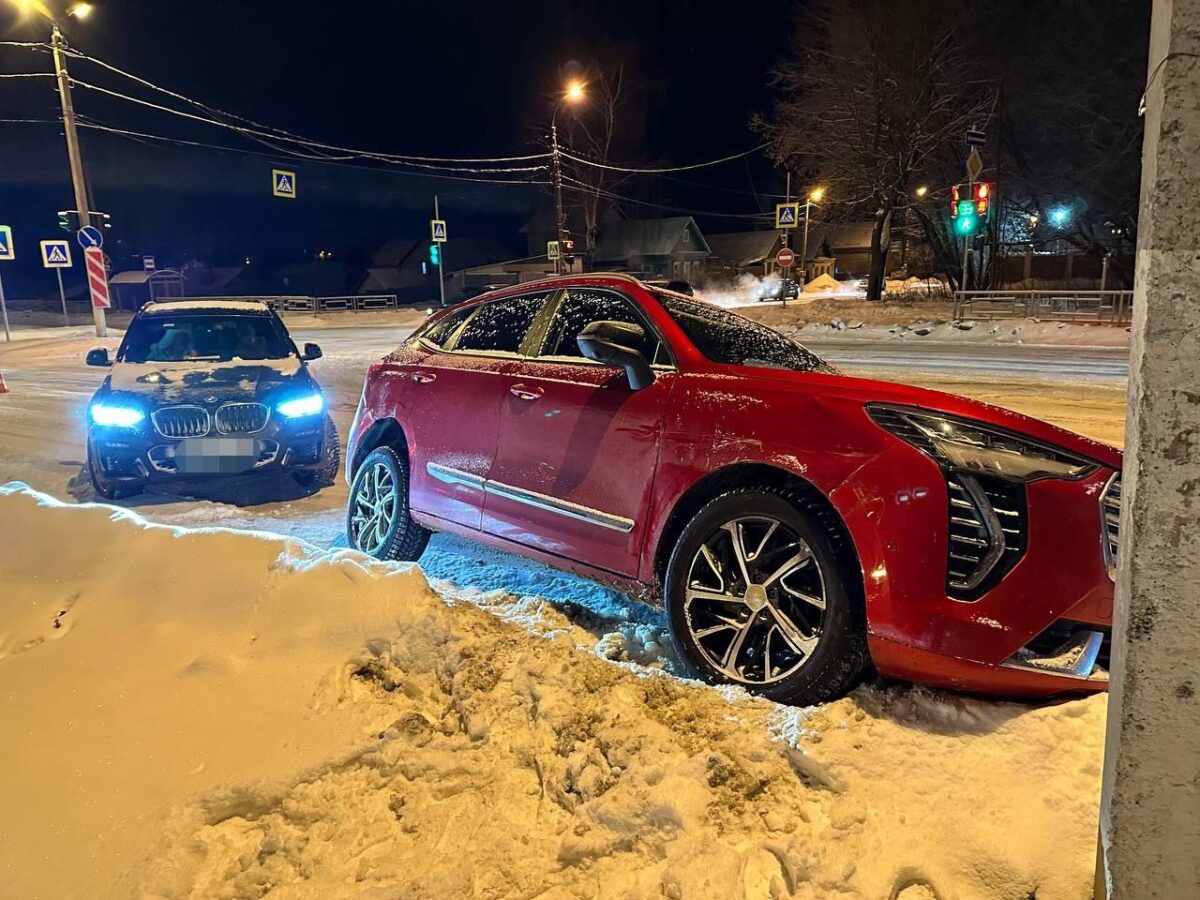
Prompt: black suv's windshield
<box><xmin>118</xmin><ymin>314</ymin><xmax>293</xmax><ymax>364</ymax></box>
<box><xmin>654</xmin><ymin>293</ymin><xmax>835</xmax><ymax>374</ymax></box>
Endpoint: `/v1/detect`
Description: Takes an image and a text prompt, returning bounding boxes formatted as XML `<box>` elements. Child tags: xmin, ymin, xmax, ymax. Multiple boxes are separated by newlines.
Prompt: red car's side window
<box><xmin>540</xmin><ymin>288</ymin><xmax>668</xmax><ymax>366</ymax></box>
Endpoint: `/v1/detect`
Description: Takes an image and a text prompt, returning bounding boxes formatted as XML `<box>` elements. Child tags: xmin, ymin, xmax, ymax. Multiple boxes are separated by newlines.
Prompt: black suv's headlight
<box><xmin>868</xmin><ymin>404</ymin><xmax>1097</xmax><ymax>483</ymax></box>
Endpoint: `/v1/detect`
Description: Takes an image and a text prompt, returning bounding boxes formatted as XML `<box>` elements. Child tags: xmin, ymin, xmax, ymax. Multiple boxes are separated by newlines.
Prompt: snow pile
<box><xmin>803</xmin><ymin>273</ymin><xmax>843</xmax><ymax>293</ymax></box>
<box><xmin>0</xmin><ymin>483</ymin><xmax>1105</xmax><ymax>899</ymax></box>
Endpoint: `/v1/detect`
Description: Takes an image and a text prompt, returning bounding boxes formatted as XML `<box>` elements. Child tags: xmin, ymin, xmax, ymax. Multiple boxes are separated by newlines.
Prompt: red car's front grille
<box><xmin>945</xmin><ymin>473</ymin><xmax>1027</xmax><ymax>601</ymax></box>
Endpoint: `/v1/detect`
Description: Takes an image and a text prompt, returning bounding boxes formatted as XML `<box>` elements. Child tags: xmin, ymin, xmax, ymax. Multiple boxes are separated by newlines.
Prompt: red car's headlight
<box><xmin>868</xmin><ymin>405</ymin><xmax>1098</xmax><ymax>483</ymax></box>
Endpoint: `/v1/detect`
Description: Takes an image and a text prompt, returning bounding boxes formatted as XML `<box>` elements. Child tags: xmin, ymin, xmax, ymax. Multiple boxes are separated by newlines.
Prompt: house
<box><xmin>358</xmin><ymin>237</ymin><xmax>516</xmax><ymax>304</ymax></box>
<box><xmin>705</xmin><ymin>231</ymin><xmax>785</xmax><ymax>280</ymax></box>
<box><xmin>592</xmin><ymin>217</ymin><xmax>711</xmax><ymax>282</ymax></box>
<box><xmin>801</xmin><ymin>221</ymin><xmax>903</xmax><ymax>278</ymax></box>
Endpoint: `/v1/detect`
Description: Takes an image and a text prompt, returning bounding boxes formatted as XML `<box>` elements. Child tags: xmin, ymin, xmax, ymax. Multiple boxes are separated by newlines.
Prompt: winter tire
<box><xmin>346</xmin><ymin>445</ymin><xmax>430</xmax><ymax>562</ymax></box>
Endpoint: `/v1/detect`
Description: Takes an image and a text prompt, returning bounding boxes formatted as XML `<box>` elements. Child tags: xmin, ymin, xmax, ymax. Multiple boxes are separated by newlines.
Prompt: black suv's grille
<box><xmin>1101</xmin><ymin>474</ymin><xmax>1121</xmax><ymax>579</ymax></box>
<box><xmin>152</xmin><ymin>406</ymin><xmax>210</xmax><ymax>438</ymax></box>
<box><xmin>946</xmin><ymin>473</ymin><xmax>1027</xmax><ymax>601</ymax></box>
<box><xmin>215</xmin><ymin>402</ymin><xmax>269</xmax><ymax>434</ymax></box>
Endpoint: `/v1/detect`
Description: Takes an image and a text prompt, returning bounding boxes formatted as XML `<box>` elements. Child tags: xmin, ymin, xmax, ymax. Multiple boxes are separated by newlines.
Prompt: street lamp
<box><xmin>800</xmin><ymin>187</ymin><xmax>825</xmax><ymax>286</ymax></box>
<box><xmin>550</xmin><ymin>80</ymin><xmax>586</xmax><ymax>274</ymax></box>
<box><xmin>915</xmin><ymin>185</ymin><xmax>928</xmax><ymax>198</ymax></box>
<box><xmin>6</xmin><ymin>0</ymin><xmax>106</xmax><ymax>336</ymax></box>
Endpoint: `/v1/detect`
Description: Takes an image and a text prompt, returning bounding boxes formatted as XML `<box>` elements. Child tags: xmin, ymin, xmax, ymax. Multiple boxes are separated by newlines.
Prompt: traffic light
<box><xmin>429</xmin><ymin>243</ymin><xmax>440</xmax><ymax>267</ymax></box>
<box><xmin>561</xmin><ymin>238</ymin><xmax>575</xmax><ymax>266</ymax></box>
<box><xmin>950</xmin><ymin>183</ymin><xmax>992</xmax><ymax>236</ymax></box>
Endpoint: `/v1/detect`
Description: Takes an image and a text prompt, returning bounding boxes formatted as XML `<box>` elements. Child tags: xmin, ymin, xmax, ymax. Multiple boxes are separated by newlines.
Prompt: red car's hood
<box><xmin>767</xmin><ymin>368</ymin><xmax>1123</xmax><ymax>470</ymax></box>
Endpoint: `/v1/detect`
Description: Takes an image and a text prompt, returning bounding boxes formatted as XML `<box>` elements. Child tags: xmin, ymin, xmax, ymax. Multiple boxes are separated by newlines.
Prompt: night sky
<box><xmin>1</xmin><ymin>0</ymin><xmax>794</xmax><ymax>296</ymax></box>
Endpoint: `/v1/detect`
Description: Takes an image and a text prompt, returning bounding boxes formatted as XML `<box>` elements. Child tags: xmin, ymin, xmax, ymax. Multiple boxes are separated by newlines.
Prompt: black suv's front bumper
<box><xmin>89</xmin><ymin>414</ymin><xmax>329</xmax><ymax>488</ymax></box>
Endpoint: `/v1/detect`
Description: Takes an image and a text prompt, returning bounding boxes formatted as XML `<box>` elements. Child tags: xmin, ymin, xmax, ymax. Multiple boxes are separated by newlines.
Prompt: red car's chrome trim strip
<box><xmin>425</xmin><ymin>462</ymin><xmax>635</xmax><ymax>534</ymax></box>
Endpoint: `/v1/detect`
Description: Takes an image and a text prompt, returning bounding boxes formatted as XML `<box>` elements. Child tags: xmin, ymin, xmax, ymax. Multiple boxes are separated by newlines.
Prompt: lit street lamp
<box><xmin>550</xmin><ymin>80</ymin><xmax>585</xmax><ymax>274</ymax></box>
<box><xmin>7</xmin><ymin>0</ymin><xmax>106</xmax><ymax>336</ymax></box>
<box><xmin>799</xmin><ymin>187</ymin><xmax>825</xmax><ymax>286</ymax></box>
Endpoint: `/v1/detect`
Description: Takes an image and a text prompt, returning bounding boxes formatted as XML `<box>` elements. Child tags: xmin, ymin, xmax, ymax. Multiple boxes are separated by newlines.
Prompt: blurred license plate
<box><xmin>174</xmin><ymin>438</ymin><xmax>261</xmax><ymax>474</ymax></box>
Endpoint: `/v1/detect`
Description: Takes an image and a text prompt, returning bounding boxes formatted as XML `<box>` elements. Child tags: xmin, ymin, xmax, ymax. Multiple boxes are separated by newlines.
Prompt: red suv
<box><xmin>345</xmin><ymin>274</ymin><xmax>1122</xmax><ymax>705</ymax></box>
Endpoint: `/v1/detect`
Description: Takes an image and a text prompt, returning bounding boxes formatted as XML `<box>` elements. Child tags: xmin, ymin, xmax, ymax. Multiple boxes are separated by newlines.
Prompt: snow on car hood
<box><xmin>106</xmin><ymin>355</ymin><xmax>303</xmax><ymax>403</ymax></box>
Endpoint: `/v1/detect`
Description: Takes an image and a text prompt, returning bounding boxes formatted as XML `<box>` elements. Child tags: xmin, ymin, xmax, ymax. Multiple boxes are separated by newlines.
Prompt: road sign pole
<box><xmin>961</xmin><ymin>173</ymin><xmax>973</xmax><ymax>294</ymax></box>
<box><xmin>56</xmin><ymin>269</ymin><xmax>69</xmax><ymax>326</ymax></box>
<box><xmin>51</xmin><ymin>25</ymin><xmax>105</xmax><ymax>338</ymax></box>
<box><xmin>434</xmin><ymin>195</ymin><xmax>446</xmax><ymax>308</ymax></box>
<box><xmin>0</xmin><ymin>271</ymin><xmax>10</xmax><ymax>342</ymax></box>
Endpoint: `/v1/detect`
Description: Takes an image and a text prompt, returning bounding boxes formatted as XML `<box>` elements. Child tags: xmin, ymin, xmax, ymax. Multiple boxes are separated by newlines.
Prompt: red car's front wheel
<box><xmin>665</xmin><ymin>490</ymin><xmax>870</xmax><ymax>705</ymax></box>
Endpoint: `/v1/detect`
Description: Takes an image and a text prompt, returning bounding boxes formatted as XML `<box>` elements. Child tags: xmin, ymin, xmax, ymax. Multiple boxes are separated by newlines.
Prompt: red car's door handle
<box><xmin>509</xmin><ymin>384</ymin><xmax>543</xmax><ymax>401</ymax></box>
<box><xmin>411</xmin><ymin>371</ymin><xmax>437</xmax><ymax>384</ymax></box>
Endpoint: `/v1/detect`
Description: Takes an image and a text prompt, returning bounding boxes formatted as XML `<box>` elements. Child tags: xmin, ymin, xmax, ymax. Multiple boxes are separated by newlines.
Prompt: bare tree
<box><xmin>756</xmin><ymin>0</ymin><xmax>994</xmax><ymax>299</ymax></box>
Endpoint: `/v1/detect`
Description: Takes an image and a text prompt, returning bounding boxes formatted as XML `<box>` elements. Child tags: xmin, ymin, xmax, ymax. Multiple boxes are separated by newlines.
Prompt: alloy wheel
<box><xmin>350</xmin><ymin>461</ymin><xmax>397</xmax><ymax>555</ymax></box>
<box><xmin>683</xmin><ymin>515</ymin><xmax>827</xmax><ymax>684</ymax></box>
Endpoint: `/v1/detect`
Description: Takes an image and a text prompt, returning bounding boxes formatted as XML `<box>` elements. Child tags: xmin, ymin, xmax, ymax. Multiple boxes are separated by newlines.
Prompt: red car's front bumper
<box><xmin>833</xmin><ymin>444</ymin><xmax>1115</xmax><ymax>698</ymax></box>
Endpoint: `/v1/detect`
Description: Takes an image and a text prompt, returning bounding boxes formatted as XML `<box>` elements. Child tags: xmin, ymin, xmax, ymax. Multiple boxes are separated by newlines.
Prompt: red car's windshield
<box><xmin>653</xmin><ymin>292</ymin><xmax>836</xmax><ymax>374</ymax></box>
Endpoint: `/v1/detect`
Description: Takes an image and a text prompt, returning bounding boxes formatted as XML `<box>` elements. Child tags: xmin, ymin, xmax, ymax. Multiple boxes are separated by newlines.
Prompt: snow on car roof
<box><xmin>140</xmin><ymin>300</ymin><xmax>271</xmax><ymax>315</ymax></box>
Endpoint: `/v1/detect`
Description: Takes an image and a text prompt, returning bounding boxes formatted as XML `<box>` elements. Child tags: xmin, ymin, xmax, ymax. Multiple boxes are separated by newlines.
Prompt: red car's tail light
<box><xmin>867</xmin><ymin>405</ymin><xmax>1097</xmax><ymax>484</ymax></box>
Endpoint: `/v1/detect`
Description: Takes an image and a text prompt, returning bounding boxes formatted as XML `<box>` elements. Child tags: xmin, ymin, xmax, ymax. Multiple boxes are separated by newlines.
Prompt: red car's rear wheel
<box><xmin>665</xmin><ymin>490</ymin><xmax>870</xmax><ymax>705</ymax></box>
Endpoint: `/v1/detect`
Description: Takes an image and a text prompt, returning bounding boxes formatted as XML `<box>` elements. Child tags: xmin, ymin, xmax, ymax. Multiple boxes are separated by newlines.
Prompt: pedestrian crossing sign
<box><xmin>775</xmin><ymin>202</ymin><xmax>800</xmax><ymax>229</ymax></box>
<box><xmin>272</xmin><ymin>169</ymin><xmax>297</xmax><ymax>198</ymax></box>
<box><xmin>547</xmin><ymin>240</ymin><xmax>560</xmax><ymax>260</ymax></box>
<box><xmin>431</xmin><ymin>219</ymin><xmax>447</xmax><ymax>243</ymax></box>
<box><xmin>0</xmin><ymin>225</ymin><xmax>13</xmax><ymax>261</ymax></box>
<box><xmin>40</xmin><ymin>239</ymin><xmax>72</xmax><ymax>268</ymax></box>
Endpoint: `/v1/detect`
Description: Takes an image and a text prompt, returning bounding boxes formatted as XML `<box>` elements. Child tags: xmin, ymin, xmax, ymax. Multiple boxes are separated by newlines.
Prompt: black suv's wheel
<box><xmin>293</xmin><ymin>415</ymin><xmax>340</xmax><ymax>489</ymax></box>
<box><xmin>86</xmin><ymin>441</ymin><xmax>142</xmax><ymax>501</ymax></box>
<box><xmin>664</xmin><ymin>489</ymin><xmax>870</xmax><ymax>705</ymax></box>
<box><xmin>346</xmin><ymin>445</ymin><xmax>430</xmax><ymax>562</ymax></box>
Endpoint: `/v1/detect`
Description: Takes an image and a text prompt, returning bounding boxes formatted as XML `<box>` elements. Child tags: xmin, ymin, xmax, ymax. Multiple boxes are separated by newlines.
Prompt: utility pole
<box><xmin>433</xmin><ymin>195</ymin><xmax>446</xmax><ymax>309</ymax></box>
<box><xmin>51</xmin><ymin>24</ymin><xmax>105</xmax><ymax>338</ymax></box>
<box><xmin>551</xmin><ymin>122</ymin><xmax>565</xmax><ymax>276</ymax></box>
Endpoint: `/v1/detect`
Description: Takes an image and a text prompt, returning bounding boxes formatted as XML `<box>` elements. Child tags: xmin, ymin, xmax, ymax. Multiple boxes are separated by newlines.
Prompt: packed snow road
<box><xmin>0</xmin><ymin>318</ymin><xmax>1129</xmax><ymax>549</ymax></box>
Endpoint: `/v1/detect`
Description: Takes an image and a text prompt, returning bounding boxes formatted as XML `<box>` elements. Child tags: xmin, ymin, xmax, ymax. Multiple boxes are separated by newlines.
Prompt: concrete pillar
<box><xmin>1098</xmin><ymin>0</ymin><xmax>1200</xmax><ymax>895</ymax></box>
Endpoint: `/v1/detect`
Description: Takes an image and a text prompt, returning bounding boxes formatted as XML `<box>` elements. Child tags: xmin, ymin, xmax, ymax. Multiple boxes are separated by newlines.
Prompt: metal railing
<box><xmin>953</xmin><ymin>290</ymin><xmax>1133</xmax><ymax>325</ymax></box>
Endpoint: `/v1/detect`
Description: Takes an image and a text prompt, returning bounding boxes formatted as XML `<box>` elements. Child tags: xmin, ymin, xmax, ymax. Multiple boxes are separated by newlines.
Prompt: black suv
<box><xmin>84</xmin><ymin>300</ymin><xmax>338</xmax><ymax>499</ymax></box>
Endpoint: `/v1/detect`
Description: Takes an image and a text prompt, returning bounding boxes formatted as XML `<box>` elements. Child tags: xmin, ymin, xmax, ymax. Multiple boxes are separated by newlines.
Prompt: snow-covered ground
<box><xmin>0</xmin><ymin>318</ymin><xmax>1128</xmax><ymax>897</ymax></box>
<box><xmin>0</xmin><ymin>485</ymin><xmax>1106</xmax><ymax>899</ymax></box>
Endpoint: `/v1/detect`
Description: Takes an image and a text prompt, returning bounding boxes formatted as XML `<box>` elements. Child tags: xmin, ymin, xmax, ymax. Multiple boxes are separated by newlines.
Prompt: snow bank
<box><xmin>0</xmin><ymin>484</ymin><xmax>1105</xmax><ymax>898</ymax></box>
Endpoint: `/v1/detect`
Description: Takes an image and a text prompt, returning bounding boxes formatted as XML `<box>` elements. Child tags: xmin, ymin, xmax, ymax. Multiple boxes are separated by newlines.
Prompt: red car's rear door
<box><xmin>483</xmin><ymin>287</ymin><xmax>675</xmax><ymax>577</ymax></box>
<box><xmin>403</xmin><ymin>291</ymin><xmax>553</xmax><ymax>530</ymax></box>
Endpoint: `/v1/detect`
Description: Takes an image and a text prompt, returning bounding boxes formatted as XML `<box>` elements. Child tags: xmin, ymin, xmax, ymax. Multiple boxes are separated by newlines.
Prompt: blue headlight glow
<box><xmin>277</xmin><ymin>392</ymin><xmax>325</xmax><ymax>419</ymax></box>
<box><xmin>90</xmin><ymin>401</ymin><xmax>146</xmax><ymax>428</ymax></box>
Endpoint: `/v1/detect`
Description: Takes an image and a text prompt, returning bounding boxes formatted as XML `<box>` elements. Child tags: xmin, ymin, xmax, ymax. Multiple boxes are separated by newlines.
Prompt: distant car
<box><xmin>84</xmin><ymin>300</ymin><xmax>338</xmax><ymax>499</ymax></box>
<box><xmin>757</xmin><ymin>278</ymin><xmax>800</xmax><ymax>302</ymax></box>
<box><xmin>343</xmin><ymin>274</ymin><xmax>1121</xmax><ymax>705</ymax></box>
<box><xmin>645</xmin><ymin>278</ymin><xmax>695</xmax><ymax>296</ymax></box>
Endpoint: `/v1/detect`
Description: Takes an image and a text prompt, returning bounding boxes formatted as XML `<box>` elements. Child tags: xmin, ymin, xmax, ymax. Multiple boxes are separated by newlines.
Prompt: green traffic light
<box><xmin>429</xmin><ymin>244</ymin><xmax>440</xmax><ymax>266</ymax></box>
<box><xmin>955</xmin><ymin>214</ymin><xmax>979</xmax><ymax>236</ymax></box>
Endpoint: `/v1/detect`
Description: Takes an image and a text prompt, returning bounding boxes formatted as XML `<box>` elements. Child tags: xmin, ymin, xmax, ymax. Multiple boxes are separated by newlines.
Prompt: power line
<box><xmin>69</xmin><ymin>118</ymin><xmax>551</xmax><ymax>186</ymax></box>
<box><xmin>560</xmin><ymin>175</ymin><xmax>772</xmax><ymax>222</ymax></box>
<box><xmin>62</xmin><ymin>47</ymin><xmax>551</xmax><ymax>165</ymax></box>
<box><xmin>560</xmin><ymin>144</ymin><xmax>766</xmax><ymax>174</ymax></box>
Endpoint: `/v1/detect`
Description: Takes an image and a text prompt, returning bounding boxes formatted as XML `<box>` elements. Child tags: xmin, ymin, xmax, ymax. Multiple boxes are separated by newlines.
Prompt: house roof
<box><xmin>706</xmin><ymin>231</ymin><xmax>781</xmax><ymax>265</ymax></box>
<box><xmin>109</xmin><ymin>271</ymin><xmax>150</xmax><ymax>285</ymax></box>
<box><xmin>805</xmin><ymin>222</ymin><xmax>877</xmax><ymax>255</ymax></box>
<box><xmin>594</xmin><ymin>217</ymin><xmax>711</xmax><ymax>262</ymax></box>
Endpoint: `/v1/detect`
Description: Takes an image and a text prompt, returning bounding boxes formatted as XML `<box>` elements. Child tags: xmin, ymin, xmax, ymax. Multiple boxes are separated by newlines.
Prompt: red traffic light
<box><xmin>973</xmin><ymin>182</ymin><xmax>992</xmax><ymax>217</ymax></box>
<box><xmin>952</xmin><ymin>183</ymin><xmax>993</xmax><ymax>219</ymax></box>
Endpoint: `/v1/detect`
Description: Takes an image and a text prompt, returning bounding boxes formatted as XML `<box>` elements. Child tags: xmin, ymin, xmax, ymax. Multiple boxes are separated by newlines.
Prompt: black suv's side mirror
<box><xmin>301</xmin><ymin>342</ymin><xmax>323</xmax><ymax>361</ymax></box>
<box><xmin>576</xmin><ymin>320</ymin><xmax>655</xmax><ymax>390</ymax></box>
<box><xmin>86</xmin><ymin>348</ymin><xmax>111</xmax><ymax>367</ymax></box>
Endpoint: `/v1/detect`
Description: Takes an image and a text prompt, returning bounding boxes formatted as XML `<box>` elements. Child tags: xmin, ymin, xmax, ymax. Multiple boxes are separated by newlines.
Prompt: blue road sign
<box><xmin>0</xmin><ymin>225</ymin><xmax>13</xmax><ymax>261</ymax></box>
<box><xmin>965</xmin><ymin>129</ymin><xmax>987</xmax><ymax>147</ymax></box>
<box><xmin>77</xmin><ymin>225</ymin><xmax>104</xmax><ymax>249</ymax></box>
<box><xmin>273</xmin><ymin>169</ymin><xmax>297</xmax><ymax>198</ymax></box>
<box><xmin>775</xmin><ymin>202</ymin><xmax>800</xmax><ymax>229</ymax></box>
<box><xmin>41</xmin><ymin>240</ymin><xmax>72</xmax><ymax>268</ymax></box>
